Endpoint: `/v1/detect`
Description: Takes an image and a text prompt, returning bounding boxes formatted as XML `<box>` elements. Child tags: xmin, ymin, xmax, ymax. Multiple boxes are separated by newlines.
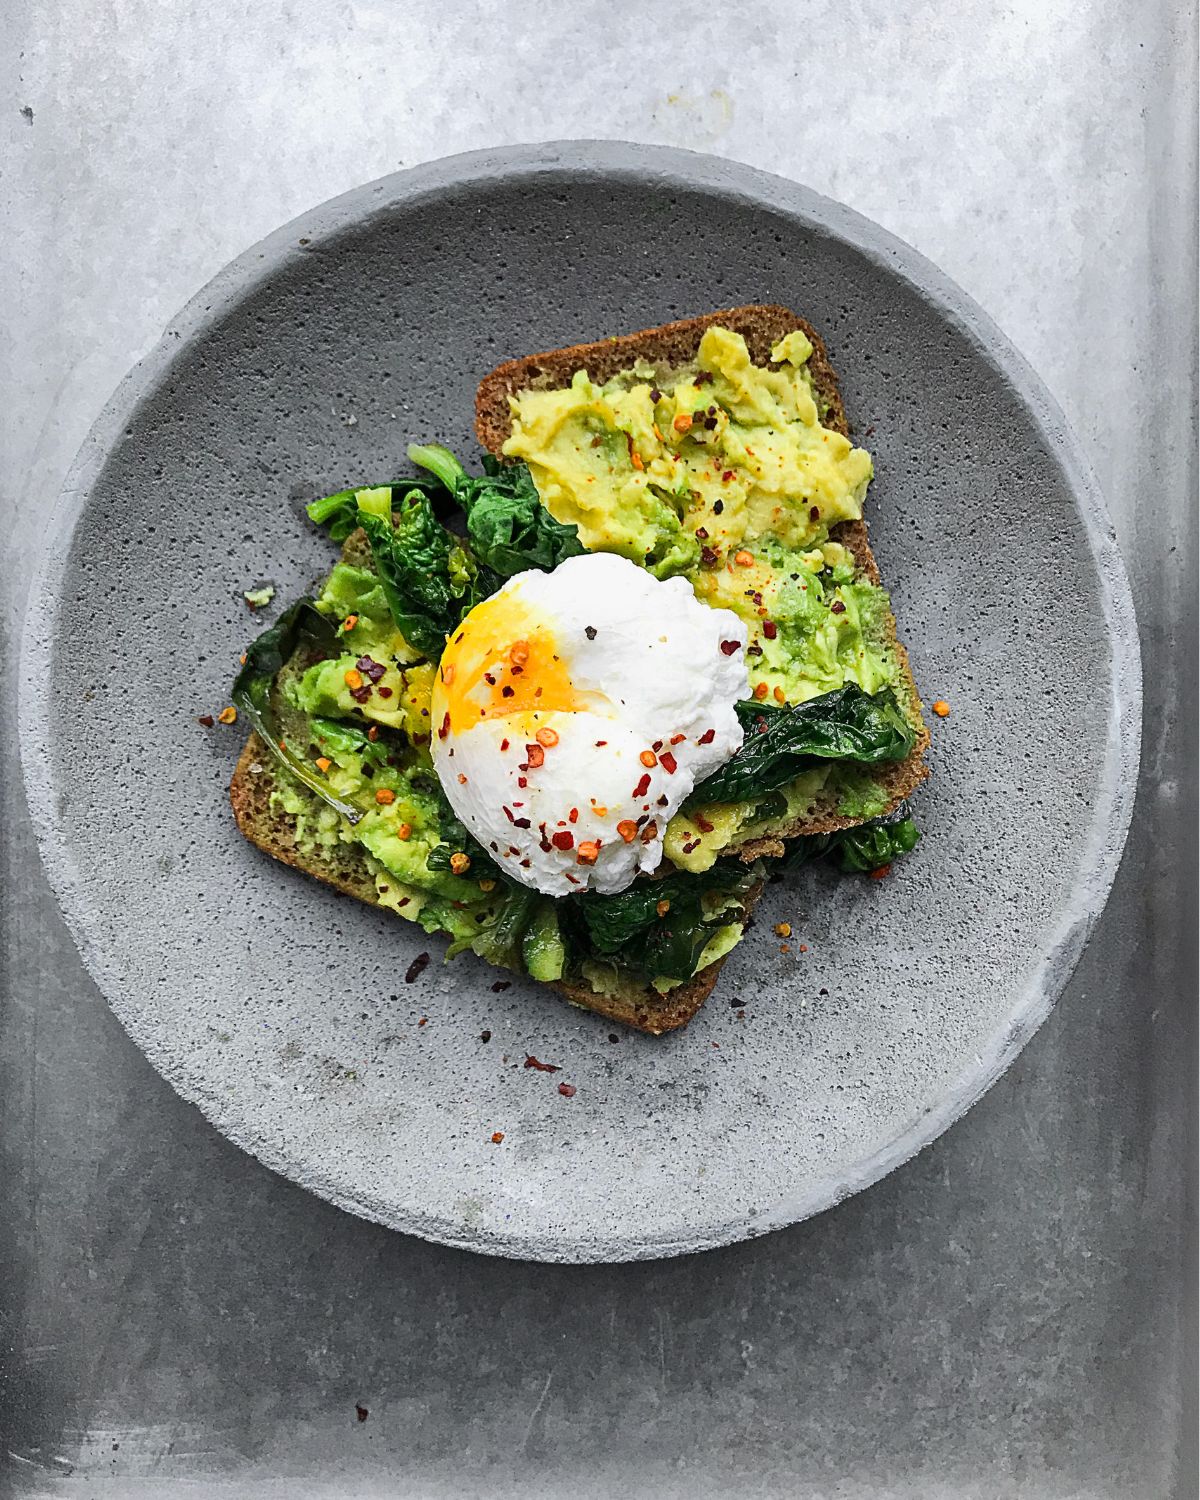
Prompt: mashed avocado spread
<box><xmin>502</xmin><ymin>326</ymin><xmax>893</xmax><ymax>708</ymax></box>
<box><xmin>502</xmin><ymin>326</ymin><xmax>908</xmax><ymax>867</ymax></box>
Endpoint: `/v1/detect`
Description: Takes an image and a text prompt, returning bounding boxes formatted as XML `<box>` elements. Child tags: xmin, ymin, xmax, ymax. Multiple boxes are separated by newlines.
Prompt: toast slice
<box><xmin>230</xmin><ymin>306</ymin><xmax>923</xmax><ymax>1034</ymax></box>
<box><xmin>475</xmin><ymin>304</ymin><xmax>929</xmax><ymax>859</ymax></box>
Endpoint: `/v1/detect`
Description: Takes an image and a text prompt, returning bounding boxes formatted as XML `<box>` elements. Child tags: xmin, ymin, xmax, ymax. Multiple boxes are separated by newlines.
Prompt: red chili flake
<box><xmin>640</xmin><ymin>821</ymin><xmax>658</xmax><ymax>843</ymax></box>
<box><xmin>377</xmin><ymin>686</ymin><xmax>393</xmax><ymax>698</ymax></box>
<box><xmin>721</xmin><ymin>470</ymin><xmax>734</xmax><ymax>482</ymax></box>
<box><xmin>558</xmin><ymin>1083</ymin><xmax>577</xmax><ymax>1098</ymax></box>
<box><xmin>356</xmin><ymin>1405</ymin><xmax>369</xmax><ymax>1423</ymax></box>
<box><xmin>197</xmin><ymin>714</ymin><xmax>215</xmax><ymax>727</ymax></box>
<box><xmin>568</xmin><ymin>807</ymin><xmax>579</xmax><ymax>824</ymax></box>
<box><xmin>437</xmin><ymin>712</ymin><xmax>451</xmax><ymax>740</ymax></box>
<box><xmin>762</xmin><ymin>620</ymin><xmax>778</xmax><ymax>640</ymax></box>
<box><xmin>696</xmin><ymin>526</ymin><xmax>709</xmax><ymax>540</ymax></box>
<box><xmin>633</xmin><ymin>773</ymin><xmax>652</xmax><ymax>798</ymax></box>
<box><xmin>501</xmin><ymin>685</ymin><xmax>515</xmax><ymax>698</ymax></box>
<box><xmin>576</xmin><ymin>841</ymin><xmax>600</xmax><ymax>864</ymax></box>
<box><xmin>356</xmin><ymin>655</ymin><xmax>386</xmax><ymax>683</ymax></box>
<box><xmin>651</xmin><ymin>740</ymin><xmax>663</xmax><ymax>752</ymax></box>
<box><xmin>719</xmin><ymin>640</ymin><xmax>741</xmax><ymax>656</ymax></box>
<box><xmin>754</xmin><ymin>715</ymin><xmax>770</xmax><ymax>734</ymax></box>
<box><xmin>656</xmin><ymin>794</ymin><xmax>669</xmax><ymax>807</ymax></box>
<box><xmin>350</xmin><ymin>685</ymin><xmax>372</xmax><ymax>703</ymax></box>
<box><xmin>594</xmin><ymin>740</ymin><xmax>607</xmax><ymax>747</ymax></box>
<box><xmin>697</xmin><ymin>727</ymin><xmax>716</xmax><ymax>745</ymax></box>
<box><xmin>830</xmin><ymin>600</ymin><xmax>846</xmax><ymax>615</ymax></box>
<box><xmin>695</xmin><ymin>371</ymin><xmax>714</xmax><ymax>386</ymax></box>
<box><xmin>524</xmin><ymin>1055</ymin><xmax>561</xmax><ymax>1072</ymax></box>
<box><xmin>700</xmin><ymin>546</ymin><xmax>720</xmax><ymax>568</ymax></box>
<box><xmin>484</xmin><ymin>672</ymin><xmax>496</xmax><ymax>686</ymax></box>
<box><xmin>659</xmin><ymin>750</ymin><xmax>678</xmax><ymax>774</ymax></box>
<box><xmin>681</xmin><ymin>838</ymin><xmax>700</xmax><ymax>854</ymax></box>
<box><xmin>525</xmin><ymin>743</ymin><xmax>545</xmax><ymax>767</ymax></box>
<box><xmin>491</xmin><ymin>1131</ymin><xmax>505</xmax><ymax>1144</ymax></box>
<box><xmin>713</xmin><ymin>498</ymin><xmax>724</xmax><ymax>514</ymax></box>
<box><xmin>669</xmin><ymin>733</ymin><xmax>685</xmax><ymax>745</ymax></box>
<box><xmin>695</xmin><ymin>813</ymin><xmax>715</xmax><ymax>833</ymax></box>
<box><xmin>512</xmin><ymin>817</ymin><xmax>531</xmax><ymax>829</ymax></box>
<box><xmin>502</xmin><ymin>805</ymin><xmax>515</xmax><ymax>823</ymax></box>
<box><xmin>500</xmin><ymin>737</ymin><xmax>509</xmax><ymax>751</ymax></box>
<box><xmin>551</xmin><ymin>830</ymin><xmax>574</xmax><ymax>851</ymax></box>
<box><xmin>417</xmin><ymin>1016</ymin><xmax>428</xmax><ymax>1027</ymax></box>
<box><xmin>584</xmin><ymin>625</ymin><xmax>597</xmax><ymax>640</ymax></box>
<box><xmin>869</xmin><ymin>864</ymin><xmax>892</xmax><ymax>880</ymax></box>
<box><xmin>405</xmin><ymin>952</ymin><xmax>430</xmax><ymax>983</ymax></box>
<box><xmin>746</xmin><ymin>642</ymin><xmax>764</xmax><ymax>657</ymax></box>
<box><xmin>809</xmin><ymin>506</ymin><xmax>820</xmax><ymax>522</ymax></box>
<box><xmin>517</xmin><ymin>776</ymin><xmax>528</xmax><ymax>788</ymax></box>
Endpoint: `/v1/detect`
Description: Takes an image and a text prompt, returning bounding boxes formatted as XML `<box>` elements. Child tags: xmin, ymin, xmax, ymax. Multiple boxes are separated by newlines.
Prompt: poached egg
<box><xmin>431</xmin><ymin>552</ymin><xmax>748</xmax><ymax>896</ymax></box>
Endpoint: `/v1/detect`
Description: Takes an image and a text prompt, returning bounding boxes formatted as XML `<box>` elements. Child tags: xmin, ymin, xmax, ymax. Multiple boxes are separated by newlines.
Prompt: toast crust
<box><xmin>474</xmin><ymin>305</ymin><xmax>929</xmax><ymax>853</ymax></box>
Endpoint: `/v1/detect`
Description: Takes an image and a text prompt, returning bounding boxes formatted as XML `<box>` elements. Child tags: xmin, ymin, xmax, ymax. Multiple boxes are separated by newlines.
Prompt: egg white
<box><xmin>432</xmin><ymin>552</ymin><xmax>748</xmax><ymax>896</ymax></box>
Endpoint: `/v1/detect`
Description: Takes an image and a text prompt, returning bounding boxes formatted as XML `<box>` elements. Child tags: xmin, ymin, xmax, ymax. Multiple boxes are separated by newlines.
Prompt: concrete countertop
<box><xmin>2</xmin><ymin>2</ymin><xmax>1195</xmax><ymax>1495</ymax></box>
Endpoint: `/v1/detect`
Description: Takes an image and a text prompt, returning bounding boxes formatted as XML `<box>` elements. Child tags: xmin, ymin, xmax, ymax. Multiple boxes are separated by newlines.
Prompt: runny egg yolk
<box><xmin>434</xmin><ymin>589</ymin><xmax>588</xmax><ymax>737</ymax></box>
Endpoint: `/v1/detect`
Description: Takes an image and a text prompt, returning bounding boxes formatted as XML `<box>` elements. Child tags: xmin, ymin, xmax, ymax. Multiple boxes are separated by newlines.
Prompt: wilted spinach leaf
<box><xmin>306</xmin><ymin>488</ymin><xmax>363</xmax><ymax>543</ymax></box>
<box><xmin>688</xmin><ymin>685</ymin><xmax>916</xmax><ymax>808</ymax></box>
<box><xmin>779</xmin><ymin>806</ymin><xmax>921</xmax><ymax>874</ymax></box>
<box><xmin>565</xmin><ymin>860</ymin><xmax>758</xmax><ymax>982</ymax></box>
<box><xmin>232</xmin><ymin>598</ymin><xmax>364</xmax><ymax>824</ymax></box>
<box><xmin>309</xmin><ymin>716</ymin><xmax>390</xmax><ymax>765</ymax></box>
<box><xmin>307</xmin><ymin>482</ymin><xmax>506</xmax><ymax>654</ymax></box>
<box><xmin>460</xmin><ymin>886</ymin><xmax>540</xmax><ymax>967</ymax></box>
<box><xmin>306</xmin><ymin>475</ymin><xmax>445</xmax><ymax>543</ymax></box>
<box><xmin>352</xmin><ymin>486</ymin><xmax>460</xmax><ymax>656</ymax></box>
<box><xmin>409</xmin><ymin>444</ymin><xmax>585</xmax><ymax>578</ymax></box>
<box><xmin>834</xmin><ymin>815</ymin><xmax>920</xmax><ymax>871</ymax></box>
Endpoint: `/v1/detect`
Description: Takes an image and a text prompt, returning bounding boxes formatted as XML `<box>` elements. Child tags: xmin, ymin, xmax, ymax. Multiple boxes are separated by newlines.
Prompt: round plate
<box><xmin>19</xmin><ymin>143</ymin><xmax>1140</xmax><ymax>1261</ymax></box>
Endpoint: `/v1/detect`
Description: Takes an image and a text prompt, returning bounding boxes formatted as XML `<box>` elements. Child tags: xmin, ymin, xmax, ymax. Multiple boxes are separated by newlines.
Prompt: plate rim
<box><xmin>17</xmin><ymin>140</ymin><xmax>1143</xmax><ymax>1261</ymax></box>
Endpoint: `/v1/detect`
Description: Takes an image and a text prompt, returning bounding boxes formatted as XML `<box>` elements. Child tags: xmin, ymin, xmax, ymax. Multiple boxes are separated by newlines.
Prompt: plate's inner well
<box><xmin>22</xmin><ymin>151</ymin><xmax>1134</xmax><ymax>1260</ymax></box>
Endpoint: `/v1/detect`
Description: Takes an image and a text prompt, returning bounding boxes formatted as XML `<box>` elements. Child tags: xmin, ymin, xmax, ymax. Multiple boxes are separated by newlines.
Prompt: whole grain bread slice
<box><xmin>230</xmin><ymin>735</ymin><xmax>755</xmax><ymax>1035</ymax></box>
<box><xmin>474</xmin><ymin>304</ymin><xmax>929</xmax><ymax>858</ymax></box>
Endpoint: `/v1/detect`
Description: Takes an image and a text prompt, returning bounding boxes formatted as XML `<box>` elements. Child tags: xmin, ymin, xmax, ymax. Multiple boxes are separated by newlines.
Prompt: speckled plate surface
<box><xmin>19</xmin><ymin>142</ymin><xmax>1139</xmax><ymax>1262</ymax></box>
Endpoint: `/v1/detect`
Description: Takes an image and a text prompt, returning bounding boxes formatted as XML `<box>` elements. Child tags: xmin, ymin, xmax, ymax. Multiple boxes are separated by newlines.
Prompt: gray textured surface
<box><xmin>1</xmin><ymin>0</ymin><xmax>1195</xmax><ymax>1494</ymax></box>
<box><xmin>16</xmin><ymin>145</ymin><xmax>1141</xmax><ymax>1263</ymax></box>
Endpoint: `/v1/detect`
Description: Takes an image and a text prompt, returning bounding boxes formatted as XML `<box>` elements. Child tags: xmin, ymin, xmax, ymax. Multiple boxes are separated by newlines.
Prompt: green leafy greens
<box><xmin>408</xmin><ymin>444</ymin><xmax>586</xmax><ymax>578</ymax></box>
<box><xmin>564</xmin><ymin>860</ymin><xmax>760</xmax><ymax>982</ymax></box>
<box><xmin>687</xmin><ymin>685</ymin><xmax>917</xmax><ymax>808</ymax></box>
<box><xmin>780</xmin><ymin>807</ymin><xmax>921</xmax><ymax>874</ymax></box>
<box><xmin>349</xmin><ymin>486</ymin><xmax>462</xmax><ymax>657</ymax></box>
<box><xmin>232</xmin><ymin>598</ymin><xmax>364</xmax><ymax>824</ymax></box>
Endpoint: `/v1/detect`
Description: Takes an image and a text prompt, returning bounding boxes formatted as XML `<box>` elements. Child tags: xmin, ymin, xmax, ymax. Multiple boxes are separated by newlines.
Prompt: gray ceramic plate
<box><xmin>19</xmin><ymin>142</ymin><xmax>1140</xmax><ymax>1262</ymax></box>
